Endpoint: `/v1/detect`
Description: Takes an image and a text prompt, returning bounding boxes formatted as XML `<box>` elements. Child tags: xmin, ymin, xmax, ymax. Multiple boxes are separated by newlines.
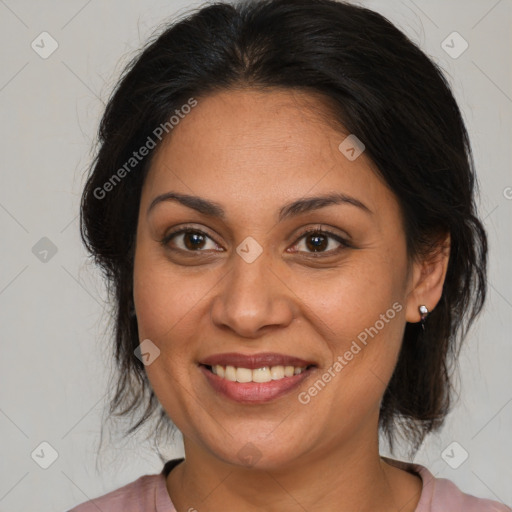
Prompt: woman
<box><xmin>70</xmin><ymin>0</ymin><xmax>510</xmax><ymax>510</ymax></box>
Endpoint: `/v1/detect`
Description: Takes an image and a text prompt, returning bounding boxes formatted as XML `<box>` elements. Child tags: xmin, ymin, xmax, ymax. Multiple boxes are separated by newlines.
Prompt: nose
<box><xmin>209</xmin><ymin>250</ymin><xmax>296</xmax><ymax>339</ymax></box>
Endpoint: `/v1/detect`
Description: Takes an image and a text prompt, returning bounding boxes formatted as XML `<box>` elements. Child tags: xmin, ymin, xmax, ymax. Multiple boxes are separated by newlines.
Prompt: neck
<box><xmin>166</xmin><ymin>427</ymin><xmax>422</xmax><ymax>512</ymax></box>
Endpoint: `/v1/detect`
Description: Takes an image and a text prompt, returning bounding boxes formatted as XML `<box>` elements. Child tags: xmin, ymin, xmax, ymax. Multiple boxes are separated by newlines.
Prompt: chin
<box><xmin>205</xmin><ymin>436</ymin><xmax>305</xmax><ymax>472</ymax></box>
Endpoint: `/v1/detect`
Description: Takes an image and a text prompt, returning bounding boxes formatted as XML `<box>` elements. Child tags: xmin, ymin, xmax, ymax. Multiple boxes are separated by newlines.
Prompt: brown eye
<box><xmin>305</xmin><ymin>232</ymin><xmax>329</xmax><ymax>252</ymax></box>
<box><xmin>290</xmin><ymin>228</ymin><xmax>350</xmax><ymax>255</ymax></box>
<box><xmin>161</xmin><ymin>228</ymin><xmax>221</xmax><ymax>252</ymax></box>
<box><xmin>182</xmin><ymin>231</ymin><xmax>207</xmax><ymax>250</ymax></box>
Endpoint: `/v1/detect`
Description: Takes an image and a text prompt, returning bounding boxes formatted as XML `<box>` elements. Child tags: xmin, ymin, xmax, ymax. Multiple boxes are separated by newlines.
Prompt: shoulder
<box><xmin>427</xmin><ymin>473</ymin><xmax>511</xmax><ymax>512</ymax></box>
<box><xmin>67</xmin><ymin>473</ymin><xmax>165</xmax><ymax>512</ymax></box>
<box><xmin>382</xmin><ymin>457</ymin><xmax>511</xmax><ymax>512</ymax></box>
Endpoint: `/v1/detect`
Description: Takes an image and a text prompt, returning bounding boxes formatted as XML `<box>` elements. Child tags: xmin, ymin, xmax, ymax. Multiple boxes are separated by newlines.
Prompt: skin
<box><xmin>133</xmin><ymin>88</ymin><xmax>450</xmax><ymax>512</ymax></box>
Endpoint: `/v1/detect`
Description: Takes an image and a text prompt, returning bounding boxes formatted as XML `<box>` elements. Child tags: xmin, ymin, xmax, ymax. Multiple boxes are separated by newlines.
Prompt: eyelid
<box><xmin>293</xmin><ymin>224</ymin><xmax>352</xmax><ymax>244</ymax></box>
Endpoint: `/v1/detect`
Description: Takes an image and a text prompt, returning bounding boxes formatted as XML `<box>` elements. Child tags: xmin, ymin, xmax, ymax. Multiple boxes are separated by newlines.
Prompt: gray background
<box><xmin>0</xmin><ymin>0</ymin><xmax>511</xmax><ymax>511</ymax></box>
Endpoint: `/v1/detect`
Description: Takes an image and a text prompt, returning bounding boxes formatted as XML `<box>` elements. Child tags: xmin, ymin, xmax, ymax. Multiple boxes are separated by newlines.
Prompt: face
<box><xmin>133</xmin><ymin>88</ymin><xmax>425</xmax><ymax>470</ymax></box>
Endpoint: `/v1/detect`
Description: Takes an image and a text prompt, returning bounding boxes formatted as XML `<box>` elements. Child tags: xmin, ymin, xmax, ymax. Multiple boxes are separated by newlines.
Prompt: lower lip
<box><xmin>199</xmin><ymin>365</ymin><xmax>314</xmax><ymax>403</ymax></box>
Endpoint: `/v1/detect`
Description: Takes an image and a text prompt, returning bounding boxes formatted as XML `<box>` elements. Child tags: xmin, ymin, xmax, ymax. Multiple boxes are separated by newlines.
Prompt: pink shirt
<box><xmin>68</xmin><ymin>457</ymin><xmax>511</xmax><ymax>511</ymax></box>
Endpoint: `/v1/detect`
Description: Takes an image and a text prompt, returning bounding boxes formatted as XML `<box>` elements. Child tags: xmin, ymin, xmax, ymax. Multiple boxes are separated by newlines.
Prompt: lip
<box><xmin>199</xmin><ymin>364</ymin><xmax>315</xmax><ymax>404</ymax></box>
<box><xmin>200</xmin><ymin>352</ymin><xmax>316</xmax><ymax>370</ymax></box>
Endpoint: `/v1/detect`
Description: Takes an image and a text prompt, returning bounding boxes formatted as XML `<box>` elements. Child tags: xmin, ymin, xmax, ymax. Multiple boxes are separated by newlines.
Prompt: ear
<box><xmin>405</xmin><ymin>232</ymin><xmax>451</xmax><ymax>323</ymax></box>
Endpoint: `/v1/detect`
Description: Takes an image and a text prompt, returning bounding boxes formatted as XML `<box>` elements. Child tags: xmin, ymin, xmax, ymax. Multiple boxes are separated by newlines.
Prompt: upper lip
<box><xmin>200</xmin><ymin>352</ymin><xmax>316</xmax><ymax>369</ymax></box>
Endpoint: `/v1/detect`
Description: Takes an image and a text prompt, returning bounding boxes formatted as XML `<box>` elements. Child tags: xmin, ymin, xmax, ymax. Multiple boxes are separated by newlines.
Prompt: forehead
<box><xmin>142</xmin><ymin>88</ymin><xmax>395</xmax><ymax>221</ymax></box>
<box><xmin>157</xmin><ymin>88</ymin><xmax>345</xmax><ymax>167</ymax></box>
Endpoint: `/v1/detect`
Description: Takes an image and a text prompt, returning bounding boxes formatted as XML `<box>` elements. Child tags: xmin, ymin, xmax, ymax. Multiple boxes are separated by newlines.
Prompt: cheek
<box><xmin>133</xmin><ymin>241</ymin><xmax>215</xmax><ymax>343</ymax></box>
<box><xmin>296</xmin><ymin>259</ymin><xmax>403</xmax><ymax>335</ymax></box>
<box><xmin>132</xmin><ymin>245</ymin><xmax>212</xmax><ymax>431</ymax></box>
<box><xmin>291</xmin><ymin>257</ymin><xmax>406</xmax><ymax>384</ymax></box>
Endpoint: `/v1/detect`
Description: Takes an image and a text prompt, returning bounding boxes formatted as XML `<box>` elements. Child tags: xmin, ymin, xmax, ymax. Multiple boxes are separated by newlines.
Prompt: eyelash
<box><xmin>290</xmin><ymin>226</ymin><xmax>352</xmax><ymax>255</ymax></box>
<box><xmin>160</xmin><ymin>224</ymin><xmax>352</xmax><ymax>256</ymax></box>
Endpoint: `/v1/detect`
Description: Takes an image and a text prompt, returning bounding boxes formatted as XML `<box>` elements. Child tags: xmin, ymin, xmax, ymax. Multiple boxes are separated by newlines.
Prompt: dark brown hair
<box><xmin>80</xmin><ymin>0</ymin><xmax>488</xmax><ymax>458</ymax></box>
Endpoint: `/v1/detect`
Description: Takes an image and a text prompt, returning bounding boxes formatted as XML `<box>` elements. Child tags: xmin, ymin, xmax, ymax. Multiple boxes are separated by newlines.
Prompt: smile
<box><xmin>207</xmin><ymin>364</ymin><xmax>308</xmax><ymax>382</ymax></box>
<box><xmin>198</xmin><ymin>352</ymin><xmax>317</xmax><ymax>403</ymax></box>
<box><xmin>199</xmin><ymin>364</ymin><xmax>316</xmax><ymax>403</ymax></box>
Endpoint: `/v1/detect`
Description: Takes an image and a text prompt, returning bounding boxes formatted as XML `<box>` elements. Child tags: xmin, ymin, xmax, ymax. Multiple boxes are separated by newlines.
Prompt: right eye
<box><xmin>160</xmin><ymin>227</ymin><xmax>223</xmax><ymax>253</ymax></box>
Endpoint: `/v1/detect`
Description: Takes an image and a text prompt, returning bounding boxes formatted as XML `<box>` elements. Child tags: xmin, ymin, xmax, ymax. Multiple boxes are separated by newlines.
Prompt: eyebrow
<box><xmin>147</xmin><ymin>191</ymin><xmax>373</xmax><ymax>221</ymax></box>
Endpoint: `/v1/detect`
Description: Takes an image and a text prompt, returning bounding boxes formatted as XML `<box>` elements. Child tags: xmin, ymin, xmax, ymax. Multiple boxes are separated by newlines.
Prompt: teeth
<box><xmin>253</xmin><ymin>367</ymin><xmax>271</xmax><ymax>383</ymax></box>
<box><xmin>210</xmin><ymin>364</ymin><xmax>307</xmax><ymax>383</ymax></box>
<box><xmin>284</xmin><ymin>366</ymin><xmax>295</xmax><ymax>377</ymax></box>
<box><xmin>225</xmin><ymin>365</ymin><xmax>236</xmax><ymax>381</ymax></box>
<box><xmin>236</xmin><ymin>367</ymin><xmax>252</xmax><ymax>383</ymax></box>
<box><xmin>270</xmin><ymin>366</ymin><xmax>285</xmax><ymax>380</ymax></box>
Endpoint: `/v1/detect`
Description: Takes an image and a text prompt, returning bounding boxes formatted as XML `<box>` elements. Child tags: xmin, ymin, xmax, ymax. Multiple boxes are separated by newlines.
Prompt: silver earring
<box><xmin>419</xmin><ymin>305</ymin><xmax>429</xmax><ymax>330</ymax></box>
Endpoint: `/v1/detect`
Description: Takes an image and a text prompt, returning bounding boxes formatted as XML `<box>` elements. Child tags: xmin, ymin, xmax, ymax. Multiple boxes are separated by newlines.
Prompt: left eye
<box><xmin>289</xmin><ymin>229</ymin><xmax>349</xmax><ymax>254</ymax></box>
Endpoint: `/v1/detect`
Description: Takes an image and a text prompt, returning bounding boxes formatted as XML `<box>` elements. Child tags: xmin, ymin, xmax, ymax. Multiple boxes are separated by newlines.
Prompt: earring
<box><xmin>419</xmin><ymin>305</ymin><xmax>429</xmax><ymax>330</ymax></box>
